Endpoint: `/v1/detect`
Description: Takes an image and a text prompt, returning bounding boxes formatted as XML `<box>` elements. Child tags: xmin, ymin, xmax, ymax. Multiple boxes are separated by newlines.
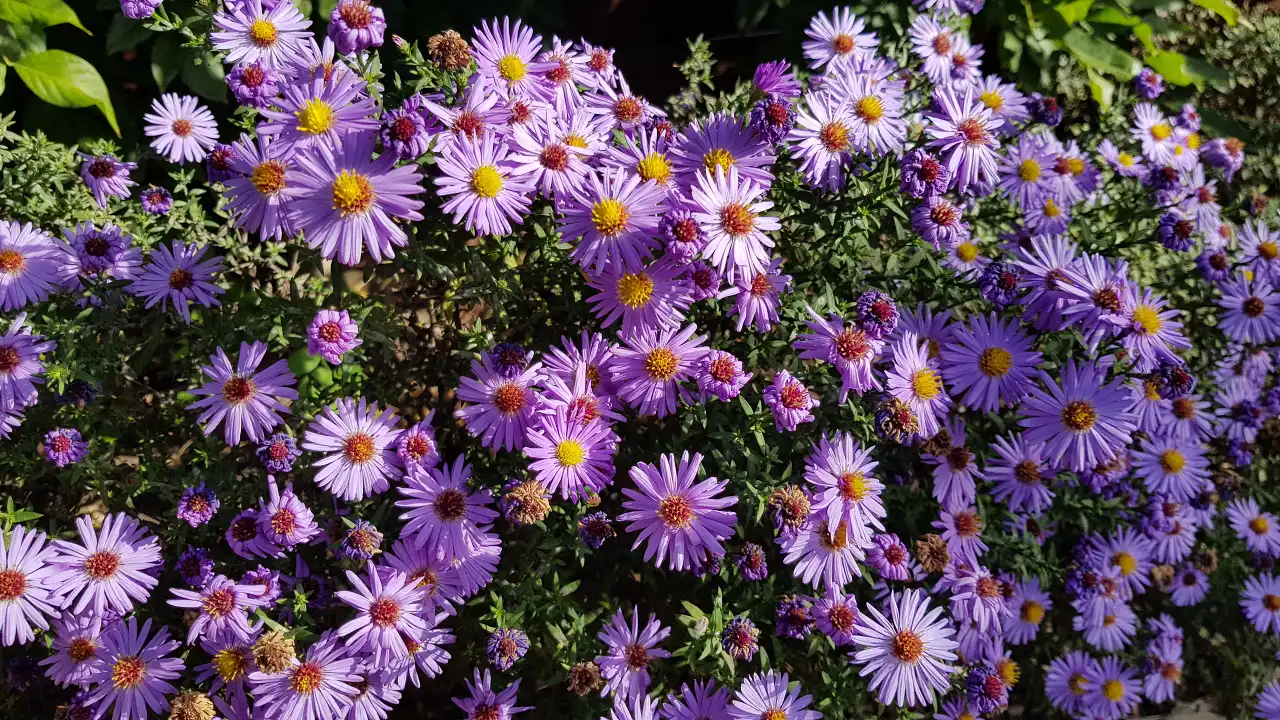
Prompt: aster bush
<box><xmin>1</xmin><ymin>2</ymin><xmax>1279</xmax><ymax>720</ymax></box>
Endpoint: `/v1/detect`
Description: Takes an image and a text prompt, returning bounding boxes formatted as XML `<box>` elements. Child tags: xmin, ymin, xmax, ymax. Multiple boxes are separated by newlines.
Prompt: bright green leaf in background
<box><xmin>0</xmin><ymin>0</ymin><xmax>87</xmax><ymax>33</ymax></box>
<box><xmin>1062</xmin><ymin>27</ymin><xmax>1142</xmax><ymax>80</ymax></box>
<box><xmin>1087</xmin><ymin>67</ymin><xmax>1115</xmax><ymax>110</ymax></box>
<box><xmin>1053</xmin><ymin>0</ymin><xmax>1095</xmax><ymax>24</ymax></box>
<box><xmin>1191</xmin><ymin>0</ymin><xmax>1239</xmax><ymax>26</ymax></box>
<box><xmin>11</xmin><ymin>49</ymin><xmax>118</xmax><ymax>134</ymax></box>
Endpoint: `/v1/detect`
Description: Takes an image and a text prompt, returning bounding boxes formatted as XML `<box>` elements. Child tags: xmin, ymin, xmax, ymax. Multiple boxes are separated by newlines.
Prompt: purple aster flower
<box><xmin>1196</xmin><ymin>247</ymin><xmax>1232</xmax><ymax>282</ymax></box>
<box><xmin>802</xmin><ymin>6</ymin><xmax>876</xmax><ymax>70</ymax></box>
<box><xmin>249</xmin><ymin>631</ymin><xmax>360</xmax><ymax>719</ymax></box>
<box><xmin>855</xmin><ymin>291</ymin><xmax>899</xmax><ymax>339</ymax></box>
<box><xmin>211</xmin><ymin>0</ymin><xmax>311</xmax><ymax>68</ymax></box>
<box><xmin>395</xmin><ymin>416</ymin><xmax>439</xmax><ymax>472</ymax></box>
<box><xmin>1020</xmin><ymin>360</ymin><xmax>1134</xmax><ymax>473</ymax></box>
<box><xmin>543</xmin><ymin>330</ymin><xmax>618</xmax><ymax>398</ymax></box>
<box><xmin>926</xmin><ymin>86</ymin><xmax>1003</xmax><ymax>193</ymax></box>
<box><xmin>934</xmin><ymin>506</ymin><xmax>988</xmax><ymax>564</ymax></box>
<box><xmin>1228</xmin><ymin>438</ymin><xmax>1255</xmax><ymax>466</ymax></box>
<box><xmin>795</xmin><ymin>306</ymin><xmax>882</xmax><ymax>402</ymax></box>
<box><xmin>226</xmin><ymin>61</ymin><xmax>279</xmax><ymax>109</ymax></box>
<box><xmin>1045</xmin><ymin>650</ymin><xmax>1098</xmax><ymax>714</ymax></box>
<box><xmin>0</xmin><ymin>222</ymin><xmax>59</xmax><ymax>312</ymax></box>
<box><xmin>720</xmin><ymin>616</ymin><xmax>760</xmax><ymax>661</ymax></box>
<box><xmin>851</xmin><ymin>588</ymin><xmax>958</xmax><ymax>707</ymax></box>
<box><xmin>812</xmin><ymin>588</ymin><xmax>861</xmax><ymax>646</ymax></box>
<box><xmin>1132</xmin><ymin>103</ymin><xmax>1179</xmax><ymax>164</ymax></box>
<box><xmin>610</xmin><ymin>324</ymin><xmax>709</xmax><ymax>418</ymax></box>
<box><xmin>978</xmin><ymin>261</ymin><xmax>1023</xmax><ymax>308</ymax></box>
<box><xmin>887</xmin><ymin>332</ymin><xmax>951</xmax><ymax>439</ymax></box>
<box><xmin>1005</xmin><ymin>576</ymin><xmax>1051</xmax><ymax>645</ymax></box>
<box><xmin>727</xmin><ymin>670</ymin><xmax>820</xmax><ymax>720</ymax></box>
<box><xmin>911</xmin><ymin>195</ymin><xmax>969</xmax><ymax>249</ymax></box>
<box><xmin>1083</xmin><ymin>655</ymin><xmax>1141</xmax><ymax>720</ymax></box>
<box><xmin>328</xmin><ymin>0</ymin><xmax>385</xmax><ymax>54</ymax></box>
<box><xmin>176</xmin><ymin>483</ymin><xmax>219</xmax><ymax>528</ymax></box>
<box><xmin>1097</xmin><ymin>138</ymin><xmax>1145</xmax><ymax>177</ymax></box>
<box><xmin>909</xmin><ymin>16</ymin><xmax>955</xmax><ymax>83</ymax></box>
<box><xmin>596</xmin><ymin>608</ymin><xmax>670</xmax><ymax>702</ymax></box>
<box><xmin>0</xmin><ymin>312</ymin><xmax>52</xmax><ymax>412</ymax></box>
<box><xmin>143</xmin><ymin>93</ymin><xmax>217</xmax><ymax>164</ymax></box>
<box><xmin>1143</xmin><ymin>640</ymin><xmax>1183</xmax><ymax>703</ymax></box>
<box><xmin>456</xmin><ymin>353</ymin><xmax>542</xmax><ymax>451</ymax></box>
<box><xmin>656</xmin><ymin>207</ymin><xmax>708</xmax><ymax>264</ymax></box>
<box><xmin>780</xmin><ymin>517</ymin><xmax>865</xmax><ymax>589</ymax></box>
<box><xmin>257</xmin><ymin>479</ymin><xmax>318</xmax><ymax>550</ymax></box>
<box><xmin>506</xmin><ymin>108</ymin><xmax>594</xmax><ymax>201</ymax></box>
<box><xmin>586</xmin><ymin>74</ymin><xmax>665</xmax><ymax>133</ymax></box>
<box><xmin>1203</xmin><ymin>136</ymin><xmax>1246</xmax><ymax>182</ymax></box>
<box><xmin>728</xmin><ymin>257</ymin><xmax>790</xmax><ymax>332</ymax></box>
<box><xmin>41</xmin><ymin>427</ymin><xmax>87</xmax><ymax>468</ymax></box>
<box><xmin>966</xmin><ymin>664</ymin><xmax>1008</xmax><ymax>714</ymax></box>
<box><xmin>1132</xmin><ymin>436</ymin><xmax>1210</xmax><ymax>502</ymax></box>
<box><xmin>82</xmin><ymin>617</ymin><xmax>183</xmax><ymax>718</ymax></box>
<box><xmin>1227</xmin><ymin>498</ymin><xmax>1280</xmax><ymax>556</ymax></box>
<box><xmin>1243</xmin><ymin>573</ymin><xmax>1280</xmax><ymax>635</ymax></box>
<box><xmin>753</xmin><ymin>60</ymin><xmax>801</xmax><ymax>99</ymax></box>
<box><xmin>380</xmin><ymin>104</ymin><xmax>432</xmax><ymax>161</ymax></box>
<box><xmin>804</xmin><ymin>431</ymin><xmax>884</xmax><ymax>538</ymax></box>
<box><xmin>57</xmin><ymin>221</ymin><xmax>142</xmax><ymax>286</ymax></box>
<box><xmin>975</xmin><ymin>74</ymin><xmax>1030</xmax><ymax>132</ymax></box>
<box><xmin>120</xmin><ymin>0</ymin><xmax>162</xmax><ymax>20</ymax></box>
<box><xmin>1157</xmin><ymin>209</ymin><xmax>1198</xmax><ymax>252</ymax></box>
<box><xmin>335</xmin><ymin>563</ymin><xmax>427</xmax><ymax>662</ymax></box>
<box><xmin>560</xmin><ymin>167</ymin><xmax>664</xmax><ymax>272</ymax></box>
<box><xmin>0</xmin><ymin>525</ymin><xmax>56</xmax><ymax>647</ymax></box>
<box><xmin>175</xmin><ymin>546</ymin><xmax>214</xmax><ymax>588</ymax></box>
<box><xmin>225</xmin><ymin>509</ymin><xmax>281</xmax><ymax>561</ymax></box>
<box><xmin>621</xmin><ymin>451</ymin><xmax>737</xmax><ymax>572</ymax></box>
<box><xmin>256</xmin><ymin>433</ymin><xmax>300</xmax><ymax>474</ymax></box>
<box><xmin>789</xmin><ymin>90</ymin><xmax>855</xmax><ymax>191</ymax></box>
<box><xmin>48</xmin><ymin>513</ymin><xmax>161</xmax><ymax>618</ymax></box>
<box><xmin>578</xmin><ymin>512</ymin><xmax>615</xmax><ymax>549</ymax></box>
<box><xmin>306</xmin><ymin>309</ymin><xmax>361</xmax><ymax>364</ymax></box>
<box><xmin>79</xmin><ymin>154</ymin><xmax>136</xmax><ymax>208</ymax></box>
<box><xmin>986</xmin><ymin>434</ymin><xmax>1054</xmax><ymax>515</ymax></box>
<box><xmin>670</xmin><ymin>112</ymin><xmax>775</xmax><ymax>188</ymax></box>
<box><xmin>950</xmin><ymin>566</ymin><xmax>1012</xmax><ymax>634</ymax></box>
<box><xmin>683</xmin><ymin>260</ymin><xmax>723</xmax><ymax>302</ymax></box>
<box><xmin>734</xmin><ymin>543</ymin><xmax>769</xmax><ymax>582</ymax></box>
<box><xmin>129</xmin><ymin>241</ymin><xmax>224</xmax><ymax>324</ymax></box>
<box><xmin>775</xmin><ymin>594</ymin><xmax>814</xmax><ymax>639</ymax></box>
<box><xmin>695</xmin><ymin>350</ymin><xmax>752</xmax><ymax>403</ymax></box>
<box><xmin>687</xmin><ymin>168</ymin><xmax>779</xmax><ymax>282</ymax></box>
<box><xmin>1031</xmin><ymin>94</ymin><xmax>1063</xmax><ymax>126</ymax></box>
<box><xmin>471</xmin><ymin>17</ymin><xmax>552</xmax><ymax>99</ymax></box>
<box><xmin>1218</xmin><ymin>277</ymin><xmax>1280</xmax><ymax>343</ymax></box>
<box><xmin>454</xmin><ymin>668</ymin><xmax>529</xmax><ymax>719</ymax></box>
<box><xmin>289</xmin><ymin>132</ymin><xmax>425</xmax><ymax>265</ymax></box>
<box><xmin>945</xmin><ymin>36</ymin><xmax>984</xmax><ymax>88</ymax></box>
<box><xmin>1240</xmin><ymin>220</ymin><xmax>1280</xmax><ymax>283</ymax></box>
<box><xmin>139</xmin><ymin>186</ymin><xmax>172</xmax><ymax>215</ymax></box>
<box><xmin>39</xmin><ymin>612</ymin><xmax>102</xmax><ymax>687</ymax></box>
<box><xmin>525</xmin><ymin>407</ymin><xmax>616</xmax><ymax>501</ymax></box>
<box><xmin>587</xmin><ymin>260</ymin><xmax>693</xmax><ymax>335</ymax></box>
<box><xmin>941</xmin><ymin>312</ymin><xmax>1040</xmax><ymax>412</ymax></box>
<box><xmin>750</xmin><ymin>94</ymin><xmax>796</xmax><ymax>146</ymax></box>
<box><xmin>866</xmin><ymin>533</ymin><xmax>911</xmax><ymax>581</ymax></box>
<box><xmin>166</xmin><ymin>574</ymin><xmax>258</xmax><ymax>645</ymax></box>
<box><xmin>837</xmin><ymin>72</ymin><xmax>907</xmax><ymax>156</ymax></box>
<box><xmin>259</xmin><ymin>69</ymin><xmax>379</xmax><ymax>154</ymax></box>
<box><xmin>900</xmin><ymin>149</ymin><xmax>951</xmax><ymax>199</ymax></box>
<box><xmin>398</xmin><ymin>455</ymin><xmax>497</xmax><ymax>561</ymax></box>
<box><xmin>998</xmin><ymin>135</ymin><xmax>1055</xmax><ymax>210</ymax></box>
<box><xmin>224</xmin><ymin>133</ymin><xmax>293</xmax><ymax>241</ymax></box>
<box><xmin>335</xmin><ymin>521</ymin><xmax>382</xmax><ymax>562</ymax></box>
<box><xmin>1135</xmin><ymin>68</ymin><xmax>1165</xmax><ymax>99</ymax></box>
<box><xmin>1258</xmin><ymin>681</ymin><xmax>1280</xmax><ymax>720</ymax></box>
<box><xmin>763</xmin><ymin>370</ymin><xmax>818</xmax><ymax>432</ymax></box>
<box><xmin>204</xmin><ymin>141</ymin><xmax>235</xmax><ymax>183</ymax></box>
<box><xmin>665</xmin><ymin>679</ymin><xmax>730</xmax><ymax>720</ymax></box>
<box><xmin>187</xmin><ymin>340</ymin><xmax>297</xmax><ymax>446</ymax></box>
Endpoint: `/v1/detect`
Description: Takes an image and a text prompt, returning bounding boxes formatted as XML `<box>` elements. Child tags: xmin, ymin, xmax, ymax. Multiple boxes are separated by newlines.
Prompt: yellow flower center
<box><xmin>1018</xmin><ymin>159</ymin><xmax>1040</xmax><ymax>182</ymax></box>
<box><xmin>856</xmin><ymin>96</ymin><xmax>884</xmax><ymax>122</ymax></box>
<box><xmin>497</xmin><ymin>54</ymin><xmax>527</xmax><ymax>82</ymax></box>
<box><xmin>1020</xmin><ymin>601</ymin><xmax>1044</xmax><ymax>624</ymax></box>
<box><xmin>555</xmin><ymin>439</ymin><xmax>585</xmax><ymax>467</ymax></box>
<box><xmin>838</xmin><ymin>472</ymin><xmax>866</xmax><ymax>500</ymax></box>
<box><xmin>644</xmin><ymin>347</ymin><xmax>679</xmax><ymax>381</ymax></box>
<box><xmin>1042</xmin><ymin>198</ymin><xmax>1061</xmax><ymax>218</ymax></box>
<box><xmin>956</xmin><ymin>242</ymin><xmax>978</xmax><ymax>263</ymax></box>
<box><xmin>470</xmin><ymin>165</ymin><xmax>503</xmax><ymax>198</ymax></box>
<box><xmin>1118</xmin><ymin>152</ymin><xmax>1135</xmax><ymax>166</ymax></box>
<box><xmin>616</xmin><ymin>272</ymin><xmax>654</xmax><ymax>309</ymax></box>
<box><xmin>213</xmin><ymin>648</ymin><xmax>250</xmax><ymax>682</ymax></box>
<box><xmin>1151</xmin><ymin>123</ymin><xmax>1173</xmax><ymax>141</ymax></box>
<box><xmin>1113</xmin><ymin>551</ymin><xmax>1137</xmax><ymax>576</ymax></box>
<box><xmin>1102</xmin><ymin>679</ymin><xmax>1124</xmax><ymax>702</ymax></box>
<box><xmin>911</xmin><ymin>369</ymin><xmax>941</xmax><ymax>400</ymax></box>
<box><xmin>1061</xmin><ymin>400</ymin><xmax>1096</xmax><ymax>432</ymax></box>
<box><xmin>592</xmin><ymin>198</ymin><xmax>630</xmax><ymax>236</ymax></box>
<box><xmin>1144</xmin><ymin>379</ymin><xmax>1161</xmax><ymax>401</ymax></box>
<box><xmin>331</xmin><ymin>170</ymin><xmax>375</xmax><ymax>215</ymax></box>
<box><xmin>819</xmin><ymin>122</ymin><xmax>850</xmax><ymax>152</ymax></box>
<box><xmin>251</xmin><ymin>160</ymin><xmax>287</xmax><ymax>195</ymax></box>
<box><xmin>1186</xmin><ymin>132</ymin><xmax>1201</xmax><ymax>149</ymax></box>
<box><xmin>702</xmin><ymin>148</ymin><xmax>736</xmax><ymax>175</ymax></box>
<box><xmin>249</xmin><ymin>18</ymin><xmax>278</xmax><ymax>47</ymax></box>
<box><xmin>636</xmin><ymin>152</ymin><xmax>672</xmax><ymax>184</ymax></box>
<box><xmin>1251</xmin><ymin>516</ymin><xmax>1270</xmax><ymax>534</ymax></box>
<box><xmin>295</xmin><ymin>99</ymin><xmax>336</xmax><ymax>136</ymax></box>
<box><xmin>1132</xmin><ymin>305</ymin><xmax>1162</xmax><ymax>335</ymax></box>
<box><xmin>1159</xmin><ymin>449</ymin><xmax>1186</xmax><ymax>474</ymax></box>
<box><xmin>564</xmin><ymin>134</ymin><xmax>588</xmax><ymax>149</ymax></box>
<box><xmin>978</xmin><ymin>347</ymin><xmax>1013</xmax><ymax>377</ymax></box>
<box><xmin>1259</xmin><ymin>242</ymin><xmax>1279</xmax><ymax>260</ymax></box>
<box><xmin>980</xmin><ymin>90</ymin><xmax>1004</xmax><ymax>111</ymax></box>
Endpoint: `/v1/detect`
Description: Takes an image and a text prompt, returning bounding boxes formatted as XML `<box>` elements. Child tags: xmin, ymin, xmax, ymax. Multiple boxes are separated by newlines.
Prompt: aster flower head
<box><xmin>456</xmin><ymin>353</ymin><xmax>542</xmax><ymax>451</ymax></box>
<box><xmin>395</xmin><ymin>416</ymin><xmax>439</xmax><ymax>473</ymax></box>
<box><xmin>40</xmin><ymin>427</ymin><xmax>87</xmax><ymax>468</ymax></box>
<box><xmin>1227</xmin><ymin>498</ymin><xmax>1280</xmax><ymax>557</ymax></box>
<box><xmin>728</xmin><ymin>257</ymin><xmax>791</xmax><ymax>333</ymax></box>
<box><xmin>751</xmin><ymin>94</ymin><xmax>797</xmax><ymax>145</ymax></box>
<box><xmin>596</xmin><ymin>608</ymin><xmax>671</xmax><ymax>702</ymax></box>
<box><xmin>225</xmin><ymin>508</ymin><xmax>282</xmax><ymax>561</ymax></box>
<box><xmin>719</xmin><ymin>616</ymin><xmax>761</xmax><ymax>661</ymax></box>
<box><xmin>211</xmin><ymin>0</ymin><xmax>311</xmax><ymax>68</ymax></box>
<box><xmin>789</xmin><ymin>89</ymin><xmax>856</xmax><ymax>192</ymax></box>
<box><xmin>1031</xmin><ymin>93</ymin><xmax>1063</xmax><ymax>126</ymax></box>
<box><xmin>900</xmin><ymin>149</ymin><xmax>951</xmax><ymax>199</ymax></box>
<box><xmin>585</xmin><ymin>76</ymin><xmax>663</xmax><ymax>132</ymax></box>
<box><xmin>305</xmin><ymin>397</ymin><xmax>401</xmax><ymax>500</ymax></box>
<box><xmin>226</xmin><ymin>61</ymin><xmax>280</xmax><ymax>109</ymax></box>
<box><xmin>578</xmin><ymin>511</ymin><xmax>615</xmax><ymax>550</ymax></box>
<box><xmin>695</xmin><ymin>349</ymin><xmax>752</xmax><ymax>403</ymax></box>
<box><xmin>1083</xmin><ymin>655</ymin><xmax>1141</xmax><ymax>720</ymax></box>
<box><xmin>670</xmin><ymin>111</ymin><xmax>776</xmax><ymax>188</ymax></box>
<box><xmin>804</xmin><ymin>431</ymin><xmax>884</xmax><ymax>539</ymax></box>
<box><xmin>621</xmin><ymin>451</ymin><xmax>737</xmax><ymax>572</ymax></box>
<box><xmin>175</xmin><ymin>545</ymin><xmax>214</xmax><ymax>589</ymax></box>
<box><xmin>257</xmin><ymin>479</ymin><xmax>319</xmax><ymax>550</ymax></box>
<box><xmin>692</xmin><ymin>166</ymin><xmax>780</xmax><ymax>283</ymax></box>
<box><xmin>560</xmin><ymin>167</ymin><xmax>664</xmax><ymax>272</ymax></box>
<box><xmin>0</xmin><ymin>525</ymin><xmax>57</xmax><ymax>647</ymax></box>
<box><xmin>1204</xmin><ymin>136</ymin><xmax>1246</xmax><ymax>182</ymax></box>
<box><xmin>48</xmin><ymin>513</ymin><xmax>161</xmax><ymax>618</ymax></box>
<box><xmin>166</xmin><ymin>573</ymin><xmax>258</xmax><ymax>645</ymax></box>
<box><xmin>781</xmin><ymin>516</ymin><xmax>867</xmax><ymax>590</ymax></box>
<box><xmin>82</xmin><ymin>617</ymin><xmax>184</xmax><ymax>720</ymax></box>
<box><xmin>525</xmin><ymin>407</ymin><xmax>617</xmax><ymax>501</ymax></box>
<box><xmin>223</xmin><ymin>133</ymin><xmax>295</xmax><ymax>241</ymax></box>
<box><xmin>775</xmin><ymin>594</ymin><xmax>815</xmax><ymax>639</ymax></box>
<box><xmin>912</xmin><ymin>195</ymin><xmax>969</xmax><ymax>249</ymax></box>
<box><xmin>187</xmin><ymin>340</ymin><xmax>297</xmax><ymax>446</ymax></box>
<box><xmin>454</xmin><ymin>667</ymin><xmax>530</xmax><ymax>720</ymax></box>
<box><xmin>1004</xmin><ymin>576</ymin><xmax>1052</xmax><ymax>645</ymax></box>
<box><xmin>1020</xmin><ymin>360</ymin><xmax>1135</xmax><ymax>473</ymax></box>
<box><xmin>726</xmin><ymin>670</ymin><xmax>820</xmax><ymax>720</ymax></box>
<box><xmin>335</xmin><ymin>562</ymin><xmax>428</xmax><ymax>663</ymax></box>
<box><xmin>966</xmin><ymin>665</ymin><xmax>1008</xmax><ymax>714</ymax></box>
<box><xmin>1216</xmin><ymin>277</ymin><xmax>1280</xmax><ymax>344</ymax></box>
<box><xmin>258</xmin><ymin>69</ymin><xmax>379</xmax><ymax>153</ymax></box>
<box><xmin>398</xmin><ymin>455</ymin><xmax>498</xmax><ymax>561</ymax></box>
<box><xmin>802</xmin><ymin>6</ymin><xmax>877</xmax><ymax>70</ymax></box>
<box><xmin>855</xmin><ymin>290</ymin><xmax>899</xmax><ymax>339</ymax></box>
<box><xmin>306</xmin><ymin>309</ymin><xmax>361</xmax><ymax>365</ymax></box>
<box><xmin>254</xmin><ymin>432</ymin><xmax>299</xmax><ymax>474</ymax></box>
<box><xmin>795</xmin><ymin>306</ymin><xmax>883</xmax><ymax>402</ymax></box>
<box><xmin>143</xmin><ymin>93</ymin><xmax>218</xmax><ymax>164</ymax></box>
<box><xmin>79</xmin><ymin>154</ymin><xmax>136</xmax><ymax>208</ymax></box>
<box><xmin>138</xmin><ymin>186</ymin><xmax>172</xmax><ymax>215</ymax></box>
<box><xmin>926</xmin><ymin>85</ymin><xmax>1003</xmax><ymax>192</ymax></box>
<box><xmin>941</xmin><ymin>312</ymin><xmax>1041</xmax><ymax>413</ymax></box>
<box><xmin>763</xmin><ymin>370</ymin><xmax>819</xmax><ymax>432</ymax></box>
<box><xmin>587</xmin><ymin>260</ymin><xmax>693</xmax><ymax>335</ymax></box>
<box><xmin>249</xmin><ymin>630</ymin><xmax>360</xmax><ymax>720</ymax></box>
<box><xmin>328</xmin><ymin>0</ymin><xmax>385</xmax><ymax>54</ymax></box>
<box><xmin>0</xmin><ymin>221</ymin><xmax>60</xmax><ymax>312</ymax></box>
<box><xmin>610</xmin><ymin>324</ymin><xmax>709</xmax><ymax>418</ymax></box>
<box><xmin>129</xmin><ymin>241</ymin><xmax>224</xmax><ymax>324</ymax></box>
<box><xmin>177</xmin><ymin>483</ymin><xmax>220</xmax><ymax>528</ymax></box>
<box><xmin>851</xmin><ymin>588</ymin><xmax>959</xmax><ymax>707</ymax></box>
<box><xmin>58</xmin><ymin>221</ymin><xmax>142</xmax><ymax>286</ymax></box>
<box><xmin>886</xmin><ymin>332</ymin><xmax>951</xmax><ymax>439</ymax></box>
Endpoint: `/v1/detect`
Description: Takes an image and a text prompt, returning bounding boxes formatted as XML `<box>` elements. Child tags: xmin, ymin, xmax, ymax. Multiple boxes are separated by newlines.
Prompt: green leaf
<box><xmin>10</xmin><ymin>509</ymin><xmax>41</xmax><ymax>523</ymax></box>
<box><xmin>12</xmin><ymin>50</ymin><xmax>118</xmax><ymax>134</ymax></box>
<box><xmin>1146</xmin><ymin>49</ymin><xmax>1196</xmax><ymax>86</ymax></box>
<box><xmin>1053</xmin><ymin>0</ymin><xmax>1095</xmax><ymax>24</ymax></box>
<box><xmin>1190</xmin><ymin>0</ymin><xmax>1238</xmax><ymax>25</ymax></box>
<box><xmin>180</xmin><ymin>51</ymin><xmax>227</xmax><ymax>102</ymax></box>
<box><xmin>106</xmin><ymin>14</ymin><xmax>151</xmax><ymax>55</ymax></box>
<box><xmin>1197</xmin><ymin>107</ymin><xmax>1251</xmax><ymax>143</ymax></box>
<box><xmin>288</xmin><ymin>347</ymin><xmax>321</xmax><ymax>376</ymax></box>
<box><xmin>1087</xmin><ymin>6</ymin><xmax>1140</xmax><ymax>25</ymax></box>
<box><xmin>1062</xmin><ymin>28</ymin><xmax>1142</xmax><ymax>80</ymax></box>
<box><xmin>150</xmin><ymin>33</ymin><xmax>179</xmax><ymax>92</ymax></box>
<box><xmin>1087</xmin><ymin>68</ymin><xmax>1115</xmax><ymax>110</ymax></box>
<box><xmin>0</xmin><ymin>64</ymin><xmax>7</xmax><ymax>97</ymax></box>
<box><xmin>0</xmin><ymin>0</ymin><xmax>87</xmax><ymax>33</ymax></box>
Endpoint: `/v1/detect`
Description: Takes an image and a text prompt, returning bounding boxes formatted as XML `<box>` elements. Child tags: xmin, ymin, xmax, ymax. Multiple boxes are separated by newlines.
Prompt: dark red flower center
<box><xmin>84</xmin><ymin>551</ymin><xmax>121</xmax><ymax>579</ymax></box>
<box><xmin>339</xmin><ymin>1</ymin><xmax>372</xmax><ymax>28</ymax></box>
<box><xmin>708</xmin><ymin>355</ymin><xmax>738</xmax><ymax>382</ymax></box>
<box><xmin>455</xmin><ymin>111</ymin><xmax>484</xmax><ymax>138</ymax></box>
<box><xmin>88</xmin><ymin>157</ymin><xmax>115</xmax><ymax>178</ymax></box>
<box><xmin>0</xmin><ymin>347</ymin><xmax>17</xmax><ymax>374</ymax></box>
<box><xmin>231</xmin><ymin>516</ymin><xmax>259</xmax><ymax>541</ymax></box>
<box><xmin>168</xmin><ymin>268</ymin><xmax>194</xmax><ymax>290</ymax></box>
<box><xmin>623</xmin><ymin>643</ymin><xmax>649</xmax><ymax>670</ymax></box>
<box><xmin>918</xmin><ymin>157</ymin><xmax>941</xmax><ymax>183</ymax></box>
<box><xmin>434</xmin><ymin>488</ymin><xmax>468</xmax><ymax>521</ymax></box>
<box><xmin>0</xmin><ymin>569</ymin><xmax>26</xmax><ymax>601</ymax></box>
<box><xmin>391</xmin><ymin>115</ymin><xmax>417</xmax><ymax>142</ymax></box>
<box><xmin>50</xmin><ymin>435</ymin><xmax>72</xmax><ymax>454</ymax></box>
<box><xmin>765</xmin><ymin>101</ymin><xmax>789</xmax><ymax>125</ymax></box>
<box><xmin>613</xmin><ymin>97</ymin><xmax>643</xmax><ymax>123</ymax></box>
<box><xmin>779</xmin><ymin>381</ymin><xmax>810</xmax><ymax>410</ymax></box>
<box><xmin>540</xmin><ymin>144</ymin><xmax>569</xmax><ymax>171</ymax></box>
<box><xmin>222</xmin><ymin>376</ymin><xmax>256</xmax><ymax>405</ymax></box>
<box><xmin>84</xmin><ymin>236</ymin><xmax>110</xmax><ymax>257</ymax></box>
<box><xmin>1244</xmin><ymin>297</ymin><xmax>1266</xmax><ymax>317</ymax></box>
<box><xmin>242</xmin><ymin>65</ymin><xmax>266</xmax><ymax>88</ymax></box>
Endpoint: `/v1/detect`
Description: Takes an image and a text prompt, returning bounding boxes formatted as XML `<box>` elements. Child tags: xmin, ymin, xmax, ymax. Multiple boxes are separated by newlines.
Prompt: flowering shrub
<box><xmin>0</xmin><ymin>2</ymin><xmax>1278</xmax><ymax>720</ymax></box>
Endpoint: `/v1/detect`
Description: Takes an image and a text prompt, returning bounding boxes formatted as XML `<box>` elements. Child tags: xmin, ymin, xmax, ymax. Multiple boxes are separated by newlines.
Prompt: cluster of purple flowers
<box><xmin>1</xmin><ymin>0</ymin><xmax>1278</xmax><ymax>718</ymax></box>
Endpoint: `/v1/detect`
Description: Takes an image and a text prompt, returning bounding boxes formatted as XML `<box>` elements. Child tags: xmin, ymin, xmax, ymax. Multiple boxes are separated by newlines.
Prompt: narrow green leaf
<box><xmin>1190</xmin><ymin>0</ymin><xmax>1238</xmax><ymax>25</ymax></box>
<box><xmin>12</xmin><ymin>49</ymin><xmax>118</xmax><ymax>134</ymax></box>
<box><xmin>10</xmin><ymin>509</ymin><xmax>41</xmax><ymax>523</ymax></box>
<box><xmin>0</xmin><ymin>64</ymin><xmax>7</xmax><ymax>97</ymax></box>
<box><xmin>1087</xmin><ymin>6</ymin><xmax>1140</xmax><ymax>25</ymax></box>
<box><xmin>1062</xmin><ymin>28</ymin><xmax>1142</xmax><ymax>80</ymax></box>
<box><xmin>1146</xmin><ymin>49</ymin><xmax>1195</xmax><ymax>86</ymax></box>
<box><xmin>0</xmin><ymin>0</ymin><xmax>88</xmax><ymax>33</ymax></box>
<box><xmin>1087</xmin><ymin>68</ymin><xmax>1114</xmax><ymax>110</ymax></box>
<box><xmin>1053</xmin><ymin>0</ymin><xmax>1095</xmax><ymax>24</ymax></box>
